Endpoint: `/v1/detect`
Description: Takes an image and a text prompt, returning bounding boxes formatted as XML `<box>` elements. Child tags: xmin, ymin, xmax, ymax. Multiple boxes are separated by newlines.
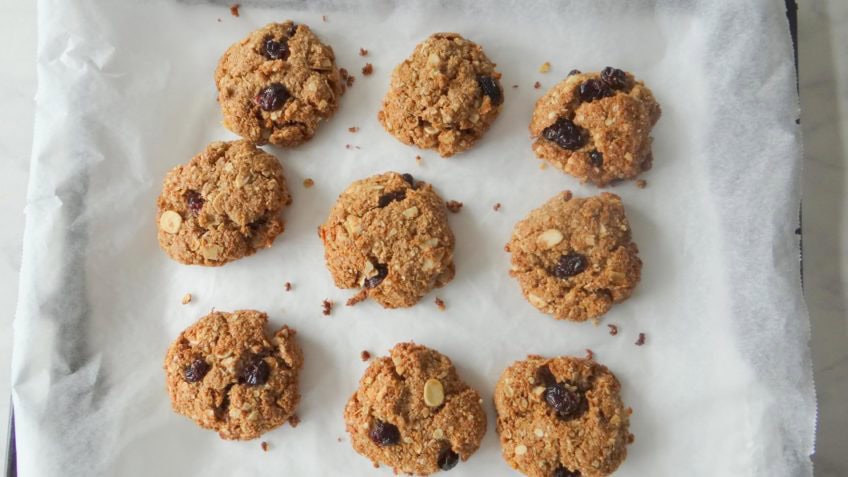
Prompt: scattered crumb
<box><xmin>229</xmin><ymin>3</ymin><xmax>240</xmax><ymax>17</ymax></box>
<box><xmin>360</xmin><ymin>350</ymin><xmax>371</xmax><ymax>361</ymax></box>
<box><xmin>345</xmin><ymin>144</ymin><xmax>361</xmax><ymax>150</ymax></box>
<box><xmin>303</xmin><ymin>178</ymin><xmax>315</xmax><ymax>188</ymax></box>
<box><xmin>337</xmin><ymin>437</ymin><xmax>343</xmax><ymax>442</ymax></box>
<box><xmin>512</xmin><ymin>84</ymin><xmax>519</xmax><ymax>89</ymax></box>
<box><xmin>415</xmin><ymin>155</ymin><xmax>423</xmax><ymax>165</ymax></box>
<box><xmin>217</xmin><ymin>18</ymin><xmax>222</xmax><ymax>22</ymax></box>
<box><xmin>635</xmin><ymin>179</ymin><xmax>647</xmax><ymax>189</ymax></box>
<box><xmin>284</xmin><ymin>282</ymin><xmax>292</xmax><ymax>292</ymax></box>
<box><xmin>539</xmin><ymin>162</ymin><xmax>548</xmax><ymax>170</ymax></box>
<box><xmin>493</xmin><ymin>202</ymin><xmax>502</xmax><ymax>212</ymax></box>
<box><xmin>348</xmin><ymin>126</ymin><xmax>359</xmax><ymax>133</ymax></box>
<box><xmin>607</xmin><ymin>324</ymin><xmax>618</xmax><ymax>336</ymax></box>
<box><xmin>346</xmin><ymin>290</ymin><xmax>367</xmax><ymax>306</ymax></box>
<box><xmin>585</xmin><ymin>348</ymin><xmax>594</xmax><ymax>360</ymax></box>
<box><xmin>635</xmin><ymin>333</ymin><xmax>646</xmax><ymax>346</ymax></box>
<box><xmin>260</xmin><ymin>441</ymin><xmax>269</xmax><ymax>452</ymax></box>
<box><xmin>288</xmin><ymin>414</ymin><xmax>300</xmax><ymax>428</ymax></box>
<box><xmin>347</xmin><ymin>76</ymin><xmax>355</xmax><ymax>87</ymax></box>
<box><xmin>539</xmin><ymin>61</ymin><xmax>551</xmax><ymax>73</ymax></box>
<box><xmin>340</xmin><ymin>68</ymin><xmax>349</xmax><ymax>80</ymax></box>
<box><xmin>533</xmin><ymin>81</ymin><xmax>541</xmax><ymax>89</ymax></box>
<box><xmin>445</xmin><ymin>200</ymin><xmax>463</xmax><ymax>213</ymax></box>
<box><xmin>434</xmin><ymin>297</ymin><xmax>446</xmax><ymax>311</ymax></box>
<box><xmin>322</xmin><ymin>15</ymin><xmax>328</xmax><ymax>22</ymax></box>
<box><xmin>362</xmin><ymin>63</ymin><xmax>373</xmax><ymax>76</ymax></box>
<box><xmin>359</xmin><ymin>48</ymin><xmax>368</xmax><ymax>56</ymax></box>
<box><xmin>181</xmin><ymin>293</ymin><xmax>192</xmax><ymax>305</ymax></box>
<box><xmin>322</xmin><ymin>299</ymin><xmax>333</xmax><ymax>316</ymax></box>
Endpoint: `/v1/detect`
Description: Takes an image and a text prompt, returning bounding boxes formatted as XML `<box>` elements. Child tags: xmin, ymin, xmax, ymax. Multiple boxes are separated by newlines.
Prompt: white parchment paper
<box><xmin>12</xmin><ymin>0</ymin><xmax>815</xmax><ymax>475</ymax></box>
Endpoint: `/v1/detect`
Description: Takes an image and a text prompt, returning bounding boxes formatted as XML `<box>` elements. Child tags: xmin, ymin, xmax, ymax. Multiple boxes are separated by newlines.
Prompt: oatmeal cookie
<box><xmin>156</xmin><ymin>140</ymin><xmax>291</xmax><ymax>266</ymax></box>
<box><xmin>164</xmin><ymin>310</ymin><xmax>303</xmax><ymax>440</ymax></box>
<box><xmin>319</xmin><ymin>172</ymin><xmax>455</xmax><ymax>308</ymax></box>
<box><xmin>494</xmin><ymin>355</ymin><xmax>632</xmax><ymax>477</ymax></box>
<box><xmin>530</xmin><ymin>67</ymin><xmax>661</xmax><ymax>186</ymax></box>
<box><xmin>344</xmin><ymin>342</ymin><xmax>487</xmax><ymax>474</ymax></box>
<box><xmin>378</xmin><ymin>32</ymin><xmax>503</xmax><ymax>157</ymax></box>
<box><xmin>215</xmin><ymin>21</ymin><xmax>344</xmax><ymax>146</ymax></box>
<box><xmin>505</xmin><ymin>191</ymin><xmax>641</xmax><ymax>322</ymax></box>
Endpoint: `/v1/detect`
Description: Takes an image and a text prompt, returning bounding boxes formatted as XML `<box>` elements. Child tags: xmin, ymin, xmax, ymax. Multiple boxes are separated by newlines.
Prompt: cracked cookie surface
<box><xmin>319</xmin><ymin>172</ymin><xmax>455</xmax><ymax>308</ymax></box>
<box><xmin>344</xmin><ymin>343</ymin><xmax>487</xmax><ymax>475</ymax></box>
<box><xmin>215</xmin><ymin>21</ymin><xmax>344</xmax><ymax>147</ymax></box>
<box><xmin>378</xmin><ymin>32</ymin><xmax>503</xmax><ymax>157</ymax></box>
<box><xmin>156</xmin><ymin>140</ymin><xmax>291</xmax><ymax>266</ymax></box>
<box><xmin>494</xmin><ymin>355</ymin><xmax>632</xmax><ymax>477</ymax></box>
<box><xmin>164</xmin><ymin>310</ymin><xmax>303</xmax><ymax>440</ymax></box>
<box><xmin>506</xmin><ymin>191</ymin><xmax>641</xmax><ymax>322</ymax></box>
<box><xmin>530</xmin><ymin>68</ymin><xmax>660</xmax><ymax>186</ymax></box>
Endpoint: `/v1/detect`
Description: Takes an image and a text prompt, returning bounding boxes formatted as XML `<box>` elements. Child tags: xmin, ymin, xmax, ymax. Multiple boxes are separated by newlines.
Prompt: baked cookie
<box><xmin>319</xmin><ymin>172</ymin><xmax>455</xmax><ymax>308</ymax></box>
<box><xmin>156</xmin><ymin>140</ymin><xmax>291</xmax><ymax>266</ymax></box>
<box><xmin>494</xmin><ymin>356</ymin><xmax>633</xmax><ymax>477</ymax></box>
<box><xmin>344</xmin><ymin>343</ymin><xmax>487</xmax><ymax>474</ymax></box>
<box><xmin>530</xmin><ymin>68</ymin><xmax>661</xmax><ymax>186</ymax></box>
<box><xmin>215</xmin><ymin>21</ymin><xmax>344</xmax><ymax>147</ymax></box>
<box><xmin>378</xmin><ymin>32</ymin><xmax>504</xmax><ymax>157</ymax></box>
<box><xmin>164</xmin><ymin>310</ymin><xmax>303</xmax><ymax>440</ymax></box>
<box><xmin>505</xmin><ymin>191</ymin><xmax>641</xmax><ymax>322</ymax></box>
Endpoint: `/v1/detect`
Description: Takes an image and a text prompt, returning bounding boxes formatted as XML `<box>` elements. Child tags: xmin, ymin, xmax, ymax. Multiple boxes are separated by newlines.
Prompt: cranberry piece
<box><xmin>437</xmin><ymin>448</ymin><xmax>460</xmax><ymax>471</ymax></box>
<box><xmin>401</xmin><ymin>173</ymin><xmax>414</xmax><ymax>186</ymax></box>
<box><xmin>255</xmin><ymin>83</ymin><xmax>291</xmax><ymax>111</ymax></box>
<box><xmin>378</xmin><ymin>190</ymin><xmax>406</xmax><ymax>208</ymax></box>
<box><xmin>600</xmin><ymin>67</ymin><xmax>627</xmax><ymax>90</ymax></box>
<box><xmin>364</xmin><ymin>263</ymin><xmax>388</xmax><ymax>289</ymax></box>
<box><xmin>553</xmin><ymin>252</ymin><xmax>588</xmax><ymax>278</ymax></box>
<box><xmin>238</xmin><ymin>355</ymin><xmax>270</xmax><ymax>386</ymax></box>
<box><xmin>536</xmin><ymin>365</ymin><xmax>557</xmax><ymax>387</ymax></box>
<box><xmin>184</xmin><ymin>358</ymin><xmax>210</xmax><ymax>383</ymax></box>
<box><xmin>286</xmin><ymin>23</ymin><xmax>298</xmax><ymax>37</ymax></box>
<box><xmin>369</xmin><ymin>420</ymin><xmax>400</xmax><ymax>446</ymax></box>
<box><xmin>544</xmin><ymin>383</ymin><xmax>583</xmax><ymax>420</ymax></box>
<box><xmin>579</xmin><ymin>79</ymin><xmax>612</xmax><ymax>102</ymax></box>
<box><xmin>262</xmin><ymin>37</ymin><xmax>290</xmax><ymax>60</ymax></box>
<box><xmin>477</xmin><ymin>75</ymin><xmax>503</xmax><ymax>106</ymax></box>
<box><xmin>185</xmin><ymin>190</ymin><xmax>204</xmax><ymax>216</ymax></box>
<box><xmin>553</xmin><ymin>467</ymin><xmax>581</xmax><ymax>477</ymax></box>
<box><xmin>567</xmin><ymin>69</ymin><xmax>581</xmax><ymax>77</ymax></box>
<box><xmin>588</xmin><ymin>150</ymin><xmax>603</xmax><ymax>168</ymax></box>
<box><xmin>541</xmin><ymin>118</ymin><xmax>586</xmax><ymax>150</ymax></box>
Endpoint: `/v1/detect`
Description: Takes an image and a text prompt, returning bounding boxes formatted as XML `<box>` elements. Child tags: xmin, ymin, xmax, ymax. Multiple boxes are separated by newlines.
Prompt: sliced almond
<box><xmin>432</xmin><ymin>428</ymin><xmax>444</xmax><ymax>439</ymax></box>
<box><xmin>160</xmin><ymin>210</ymin><xmax>182</xmax><ymax>234</ymax></box>
<box><xmin>537</xmin><ymin>229</ymin><xmax>563</xmax><ymax>249</ymax></box>
<box><xmin>201</xmin><ymin>245</ymin><xmax>223</xmax><ymax>261</ymax></box>
<box><xmin>423</xmin><ymin>378</ymin><xmax>445</xmax><ymax>407</ymax></box>
<box><xmin>514</xmin><ymin>444</ymin><xmax>527</xmax><ymax>456</ymax></box>
<box><xmin>402</xmin><ymin>206</ymin><xmax>419</xmax><ymax>218</ymax></box>
<box><xmin>421</xmin><ymin>237</ymin><xmax>439</xmax><ymax>249</ymax></box>
<box><xmin>528</xmin><ymin>293</ymin><xmax>548</xmax><ymax>308</ymax></box>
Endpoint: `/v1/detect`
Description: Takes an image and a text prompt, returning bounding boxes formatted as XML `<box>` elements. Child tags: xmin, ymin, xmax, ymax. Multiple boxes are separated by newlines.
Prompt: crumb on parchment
<box><xmin>445</xmin><ymin>200</ymin><xmax>463</xmax><ymax>213</ymax></box>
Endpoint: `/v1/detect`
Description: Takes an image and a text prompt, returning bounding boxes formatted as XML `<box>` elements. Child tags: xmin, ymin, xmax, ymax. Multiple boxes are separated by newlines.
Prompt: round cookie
<box><xmin>344</xmin><ymin>342</ymin><xmax>487</xmax><ymax>474</ymax></box>
<box><xmin>319</xmin><ymin>172</ymin><xmax>455</xmax><ymax>308</ymax></box>
<box><xmin>164</xmin><ymin>310</ymin><xmax>303</xmax><ymax>440</ymax></box>
<box><xmin>215</xmin><ymin>21</ymin><xmax>344</xmax><ymax>147</ymax></box>
<box><xmin>530</xmin><ymin>67</ymin><xmax>661</xmax><ymax>186</ymax></box>
<box><xmin>378</xmin><ymin>32</ymin><xmax>504</xmax><ymax>157</ymax></box>
<box><xmin>505</xmin><ymin>191</ymin><xmax>641</xmax><ymax>322</ymax></box>
<box><xmin>156</xmin><ymin>140</ymin><xmax>291</xmax><ymax>266</ymax></box>
<box><xmin>494</xmin><ymin>356</ymin><xmax>633</xmax><ymax>477</ymax></box>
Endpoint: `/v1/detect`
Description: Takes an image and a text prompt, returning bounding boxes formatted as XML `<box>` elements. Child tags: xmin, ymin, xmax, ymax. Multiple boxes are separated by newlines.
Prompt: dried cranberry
<box><xmin>364</xmin><ymin>263</ymin><xmax>388</xmax><ymax>288</ymax></box>
<box><xmin>553</xmin><ymin>252</ymin><xmax>588</xmax><ymax>278</ymax></box>
<box><xmin>369</xmin><ymin>420</ymin><xmax>400</xmax><ymax>446</ymax></box>
<box><xmin>588</xmin><ymin>150</ymin><xmax>603</xmax><ymax>168</ymax></box>
<box><xmin>536</xmin><ymin>365</ymin><xmax>557</xmax><ymax>387</ymax></box>
<box><xmin>185</xmin><ymin>190</ymin><xmax>204</xmax><ymax>216</ymax></box>
<box><xmin>378</xmin><ymin>190</ymin><xmax>406</xmax><ymax>208</ymax></box>
<box><xmin>477</xmin><ymin>75</ymin><xmax>503</xmax><ymax>106</ymax></box>
<box><xmin>262</xmin><ymin>37</ymin><xmax>290</xmax><ymax>60</ymax></box>
<box><xmin>400</xmin><ymin>173</ymin><xmax>414</xmax><ymax>186</ymax></box>
<box><xmin>286</xmin><ymin>23</ymin><xmax>298</xmax><ymax>37</ymax></box>
<box><xmin>553</xmin><ymin>467</ymin><xmax>581</xmax><ymax>477</ymax></box>
<box><xmin>567</xmin><ymin>69</ymin><xmax>581</xmax><ymax>77</ymax></box>
<box><xmin>254</xmin><ymin>83</ymin><xmax>291</xmax><ymax>111</ymax></box>
<box><xmin>544</xmin><ymin>383</ymin><xmax>583</xmax><ymax>420</ymax></box>
<box><xmin>541</xmin><ymin>118</ymin><xmax>586</xmax><ymax>150</ymax></box>
<box><xmin>238</xmin><ymin>355</ymin><xmax>270</xmax><ymax>386</ymax></box>
<box><xmin>600</xmin><ymin>67</ymin><xmax>627</xmax><ymax>90</ymax></box>
<box><xmin>184</xmin><ymin>358</ymin><xmax>210</xmax><ymax>383</ymax></box>
<box><xmin>579</xmin><ymin>79</ymin><xmax>612</xmax><ymax>102</ymax></box>
<box><xmin>437</xmin><ymin>448</ymin><xmax>459</xmax><ymax>471</ymax></box>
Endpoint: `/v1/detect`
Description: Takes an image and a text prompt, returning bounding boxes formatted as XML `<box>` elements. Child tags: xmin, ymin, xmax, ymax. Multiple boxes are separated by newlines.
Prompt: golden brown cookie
<box><xmin>494</xmin><ymin>356</ymin><xmax>633</xmax><ymax>477</ymax></box>
<box><xmin>344</xmin><ymin>343</ymin><xmax>487</xmax><ymax>474</ymax></box>
<box><xmin>378</xmin><ymin>33</ymin><xmax>504</xmax><ymax>157</ymax></box>
<box><xmin>164</xmin><ymin>310</ymin><xmax>303</xmax><ymax>440</ymax></box>
<box><xmin>319</xmin><ymin>172</ymin><xmax>455</xmax><ymax>308</ymax></box>
<box><xmin>505</xmin><ymin>191</ymin><xmax>641</xmax><ymax>322</ymax></box>
<box><xmin>156</xmin><ymin>140</ymin><xmax>291</xmax><ymax>266</ymax></box>
<box><xmin>215</xmin><ymin>21</ymin><xmax>344</xmax><ymax>147</ymax></box>
<box><xmin>530</xmin><ymin>68</ymin><xmax>661</xmax><ymax>186</ymax></box>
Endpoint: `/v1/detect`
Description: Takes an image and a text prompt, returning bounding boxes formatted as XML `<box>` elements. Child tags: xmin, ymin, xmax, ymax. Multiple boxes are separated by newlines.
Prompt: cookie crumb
<box><xmin>539</xmin><ymin>61</ymin><xmax>551</xmax><ymax>73</ymax></box>
<box><xmin>260</xmin><ymin>441</ymin><xmax>269</xmax><ymax>452</ymax></box>
<box><xmin>181</xmin><ymin>293</ymin><xmax>192</xmax><ymax>305</ymax></box>
<box><xmin>585</xmin><ymin>348</ymin><xmax>594</xmax><ymax>360</ymax></box>
<box><xmin>288</xmin><ymin>414</ymin><xmax>300</xmax><ymax>428</ymax></box>
<box><xmin>284</xmin><ymin>282</ymin><xmax>292</xmax><ymax>292</ymax></box>
<box><xmin>322</xmin><ymin>14</ymin><xmax>328</xmax><ymax>22</ymax></box>
<box><xmin>348</xmin><ymin>126</ymin><xmax>359</xmax><ymax>133</ymax></box>
<box><xmin>362</xmin><ymin>63</ymin><xmax>373</xmax><ymax>76</ymax></box>
<box><xmin>635</xmin><ymin>179</ymin><xmax>647</xmax><ymax>189</ymax></box>
<box><xmin>635</xmin><ymin>333</ymin><xmax>646</xmax><ymax>346</ymax></box>
<box><xmin>303</xmin><ymin>178</ymin><xmax>315</xmax><ymax>188</ymax></box>
<box><xmin>360</xmin><ymin>350</ymin><xmax>371</xmax><ymax>361</ymax></box>
<box><xmin>445</xmin><ymin>200</ymin><xmax>463</xmax><ymax>213</ymax></box>
<box><xmin>346</xmin><ymin>75</ymin><xmax>355</xmax><ymax>88</ymax></box>
<box><xmin>337</xmin><ymin>437</ymin><xmax>343</xmax><ymax>442</ymax></box>
<box><xmin>493</xmin><ymin>202</ymin><xmax>502</xmax><ymax>211</ymax></box>
<box><xmin>539</xmin><ymin>162</ymin><xmax>548</xmax><ymax>170</ymax></box>
<box><xmin>229</xmin><ymin>3</ymin><xmax>240</xmax><ymax>17</ymax></box>
<box><xmin>533</xmin><ymin>81</ymin><xmax>541</xmax><ymax>89</ymax></box>
<box><xmin>340</xmin><ymin>68</ymin><xmax>354</xmax><ymax>88</ymax></box>
<box><xmin>607</xmin><ymin>324</ymin><xmax>618</xmax><ymax>336</ymax></box>
<box><xmin>434</xmin><ymin>297</ymin><xmax>446</xmax><ymax>310</ymax></box>
<box><xmin>217</xmin><ymin>18</ymin><xmax>222</xmax><ymax>22</ymax></box>
<box><xmin>415</xmin><ymin>155</ymin><xmax>423</xmax><ymax>165</ymax></box>
<box><xmin>359</xmin><ymin>48</ymin><xmax>368</xmax><ymax>56</ymax></box>
<box><xmin>322</xmin><ymin>299</ymin><xmax>333</xmax><ymax>316</ymax></box>
<box><xmin>346</xmin><ymin>290</ymin><xmax>367</xmax><ymax>306</ymax></box>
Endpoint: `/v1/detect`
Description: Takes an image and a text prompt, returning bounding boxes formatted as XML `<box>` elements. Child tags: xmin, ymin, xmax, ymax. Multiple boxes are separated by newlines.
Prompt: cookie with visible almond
<box><xmin>505</xmin><ymin>191</ymin><xmax>641</xmax><ymax>322</ymax></box>
<box><xmin>344</xmin><ymin>343</ymin><xmax>487</xmax><ymax>474</ymax></box>
<box><xmin>156</xmin><ymin>140</ymin><xmax>291</xmax><ymax>266</ymax></box>
<box><xmin>319</xmin><ymin>172</ymin><xmax>455</xmax><ymax>308</ymax></box>
<box><xmin>494</xmin><ymin>355</ymin><xmax>632</xmax><ymax>477</ymax></box>
<box><xmin>164</xmin><ymin>310</ymin><xmax>303</xmax><ymax>440</ymax></box>
<box><xmin>530</xmin><ymin>68</ymin><xmax>660</xmax><ymax>186</ymax></box>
